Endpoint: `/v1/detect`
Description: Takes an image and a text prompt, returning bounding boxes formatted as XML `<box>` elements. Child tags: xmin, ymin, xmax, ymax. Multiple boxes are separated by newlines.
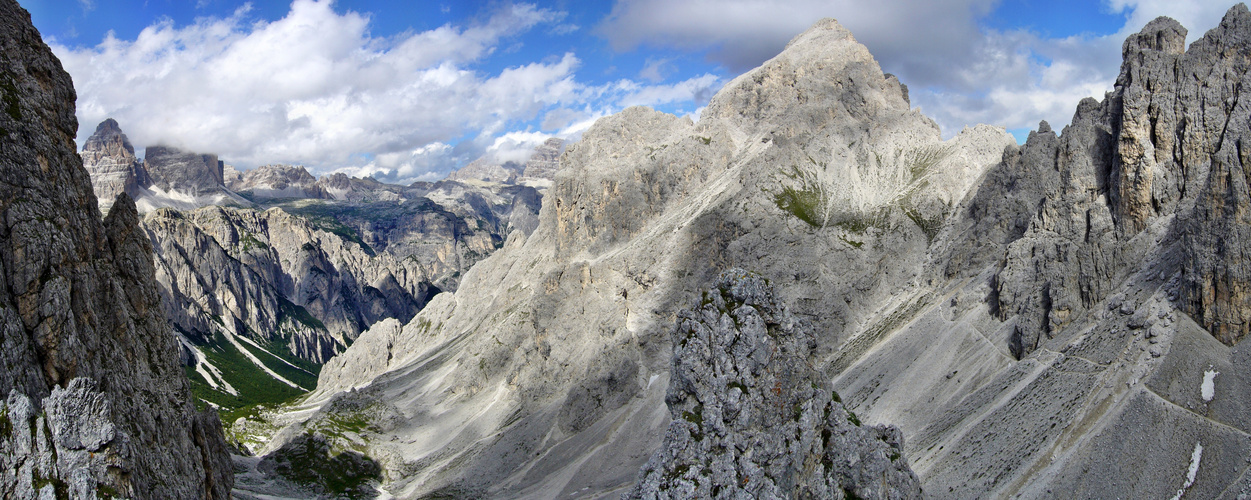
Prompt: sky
<box><xmin>18</xmin><ymin>0</ymin><xmax>1239</xmax><ymax>183</ymax></box>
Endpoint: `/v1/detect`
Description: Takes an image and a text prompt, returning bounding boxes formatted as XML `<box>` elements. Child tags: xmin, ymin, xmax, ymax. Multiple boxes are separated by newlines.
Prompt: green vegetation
<box><xmin>32</xmin><ymin>470</ymin><xmax>69</xmax><ymax>500</ymax></box>
<box><xmin>0</xmin><ymin>406</ymin><xmax>11</xmax><ymax>439</ymax></box>
<box><xmin>278</xmin><ymin>296</ymin><xmax>328</xmax><ymax>332</ymax></box>
<box><xmin>267</xmin><ymin>433</ymin><xmax>381</xmax><ymax>499</ymax></box>
<box><xmin>1</xmin><ymin>76</ymin><xmax>21</xmax><ymax>122</ymax></box>
<box><xmin>240</xmin><ymin>232</ymin><xmax>269</xmax><ymax>252</ymax></box>
<box><xmin>773</xmin><ymin>145</ymin><xmax>953</xmax><ymax>239</ymax></box>
<box><xmin>903</xmin><ymin>205</ymin><xmax>945</xmax><ymax>242</ymax></box>
<box><xmin>183</xmin><ymin>329</ymin><xmax>312</xmax><ymax>415</ymax></box>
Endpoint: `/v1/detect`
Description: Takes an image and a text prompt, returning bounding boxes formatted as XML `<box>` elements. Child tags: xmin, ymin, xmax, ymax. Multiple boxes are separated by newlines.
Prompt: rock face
<box><xmin>947</xmin><ymin>6</ymin><xmax>1251</xmax><ymax>357</ymax></box>
<box><xmin>144</xmin><ymin>145</ymin><xmax>225</xmax><ymax>196</ymax></box>
<box><xmin>230</xmin><ymin>7</ymin><xmax>1251</xmax><ymax>500</ymax></box>
<box><xmin>145</xmin><ymin>205</ymin><xmax>438</xmax><ymax>365</ymax></box>
<box><xmin>80</xmin><ymin>118</ymin><xmax>147</xmax><ymax>213</ymax></box>
<box><xmin>628</xmin><ymin>270</ymin><xmax>920</xmax><ymax>499</ymax></box>
<box><xmin>0</xmin><ymin>1</ymin><xmax>232</xmax><ymax>497</ymax></box>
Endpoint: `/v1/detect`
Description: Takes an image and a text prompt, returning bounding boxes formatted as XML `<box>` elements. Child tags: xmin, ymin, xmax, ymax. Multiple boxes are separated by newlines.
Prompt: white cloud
<box><xmin>639</xmin><ymin>57</ymin><xmax>674</xmax><ymax>82</ymax></box>
<box><xmin>598</xmin><ymin>0</ymin><xmax>1238</xmax><ymax>138</ymax></box>
<box><xmin>52</xmin><ymin>0</ymin><xmax>574</xmax><ymax>179</ymax></box>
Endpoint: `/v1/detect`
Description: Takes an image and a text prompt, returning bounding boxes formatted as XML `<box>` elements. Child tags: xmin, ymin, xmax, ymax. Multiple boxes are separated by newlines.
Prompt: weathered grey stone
<box><xmin>144</xmin><ymin>205</ymin><xmax>439</xmax><ymax>364</ymax></box>
<box><xmin>0</xmin><ymin>1</ymin><xmax>232</xmax><ymax>496</ymax></box>
<box><xmin>519</xmin><ymin>137</ymin><xmax>564</xmax><ymax>183</ymax></box>
<box><xmin>627</xmin><ymin>270</ymin><xmax>920</xmax><ymax>499</ymax></box>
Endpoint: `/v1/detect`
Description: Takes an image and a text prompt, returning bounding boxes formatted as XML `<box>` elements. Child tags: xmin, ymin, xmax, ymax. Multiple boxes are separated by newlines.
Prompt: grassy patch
<box><xmin>240</xmin><ymin>232</ymin><xmax>269</xmax><ymax>253</ymax></box>
<box><xmin>903</xmin><ymin>205</ymin><xmax>945</xmax><ymax>243</ymax></box>
<box><xmin>265</xmin><ymin>433</ymin><xmax>381</xmax><ymax>499</ymax></box>
<box><xmin>184</xmin><ymin>330</ymin><xmax>309</xmax><ymax>414</ymax></box>
<box><xmin>1</xmin><ymin>76</ymin><xmax>21</xmax><ymax>122</ymax></box>
<box><xmin>278</xmin><ymin>296</ymin><xmax>327</xmax><ymax>332</ymax></box>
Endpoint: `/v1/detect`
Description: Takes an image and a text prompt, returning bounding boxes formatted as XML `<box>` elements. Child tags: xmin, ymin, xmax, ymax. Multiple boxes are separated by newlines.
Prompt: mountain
<box><xmin>227</xmin><ymin>164</ymin><xmax>331</xmax><ymax>200</ymax></box>
<box><xmin>0</xmin><ymin>1</ymin><xmax>232</xmax><ymax>496</ymax></box>
<box><xmin>242</xmin><ymin>15</ymin><xmax>1009</xmax><ymax>498</ymax></box>
<box><xmin>80</xmin><ymin>120</ymin><xmax>547</xmax><ymax>417</ymax></box>
<box><xmin>444</xmin><ymin>137</ymin><xmax>564</xmax><ymax>187</ymax></box>
<box><xmin>447</xmin><ymin>157</ymin><xmax>525</xmax><ymax>184</ymax></box>
<box><xmin>519</xmin><ymin>137</ymin><xmax>563</xmax><ymax>186</ymax></box>
<box><xmin>80</xmin><ymin>118</ymin><xmax>148</xmax><ymax>214</ymax></box>
<box><xmin>241</xmin><ymin>6</ymin><xmax>1251</xmax><ymax>499</ymax></box>
<box><xmin>143</xmin><ymin>205</ymin><xmax>440</xmax><ymax>415</ymax></box>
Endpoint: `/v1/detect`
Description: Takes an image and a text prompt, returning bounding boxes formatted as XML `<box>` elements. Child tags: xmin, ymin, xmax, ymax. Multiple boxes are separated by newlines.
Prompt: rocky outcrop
<box><xmin>80</xmin><ymin>118</ymin><xmax>147</xmax><ymax>214</ymax></box>
<box><xmin>229</xmin><ymin>164</ymin><xmax>330</xmax><ymax>200</ymax></box>
<box><xmin>144</xmin><ymin>145</ymin><xmax>225</xmax><ymax>196</ymax></box>
<box><xmin>238</xmin><ymin>8</ymin><xmax>1251</xmax><ymax>500</ymax></box>
<box><xmin>0</xmin><ymin>1</ymin><xmax>232</xmax><ymax>496</ymax></box>
<box><xmin>628</xmin><ymin>270</ymin><xmax>920</xmax><ymax>499</ymax></box>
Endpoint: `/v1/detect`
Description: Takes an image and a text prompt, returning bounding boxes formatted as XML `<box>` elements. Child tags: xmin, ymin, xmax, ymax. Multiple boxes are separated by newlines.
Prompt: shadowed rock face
<box><xmin>144</xmin><ymin>145</ymin><xmax>225</xmax><ymax>196</ymax></box>
<box><xmin>628</xmin><ymin>269</ymin><xmax>921</xmax><ymax>499</ymax></box>
<box><xmin>247</xmin><ymin>14</ymin><xmax>1005</xmax><ymax>498</ymax></box>
<box><xmin>0</xmin><ymin>0</ymin><xmax>232</xmax><ymax>497</ymax></box>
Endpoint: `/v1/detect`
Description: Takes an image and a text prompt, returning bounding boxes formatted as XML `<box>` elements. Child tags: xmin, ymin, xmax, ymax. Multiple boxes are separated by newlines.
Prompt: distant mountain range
<box><xmin>79</xmin><ymin>117</ymin><xmax>557</xmax><ymax>420</ymax></box>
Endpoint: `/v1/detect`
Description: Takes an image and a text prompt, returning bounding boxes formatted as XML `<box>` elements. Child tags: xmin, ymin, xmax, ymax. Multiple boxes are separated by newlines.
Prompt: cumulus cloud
<box><xmin>53</xmin><ymin>0</ymin><xmax>576</xmax><ymax>180</ymax></box>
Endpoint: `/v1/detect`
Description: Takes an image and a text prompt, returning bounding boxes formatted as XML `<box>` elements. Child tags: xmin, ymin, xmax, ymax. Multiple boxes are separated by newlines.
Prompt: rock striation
<box><xmin>628</xmin><ymin>270</ymin><xmax>920</xmax><ymax>499</ymax></box>
<box><xmin>943</xmin><ymin>5</ymin><xmax>1251</xmax><ymax>357</ymax></box>
<box><xmin>0</xmin><ymin>1</ymin><xmax>232</xmax><ymax>496</ymax></box>
<box><xmin>213</xmin><ymin>6</ymin><xmax>1251</xmax><ymax>500</ymax></box>
<box><xmin>145</xmin><ymin>205</ymin><xmax>438</xmax><ymax>365</ymax></box>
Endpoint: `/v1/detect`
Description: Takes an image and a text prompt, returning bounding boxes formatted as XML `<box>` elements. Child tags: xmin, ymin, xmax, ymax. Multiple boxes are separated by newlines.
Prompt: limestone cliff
<box><xmin>0</xmin><ymin>1</ymin><xmax>232</xmax><ymax>496</ymax></box>
<box><xmin>80</xmin><ymin>118</ymin><xmax>147</xmax><ymax>214</ymax></box>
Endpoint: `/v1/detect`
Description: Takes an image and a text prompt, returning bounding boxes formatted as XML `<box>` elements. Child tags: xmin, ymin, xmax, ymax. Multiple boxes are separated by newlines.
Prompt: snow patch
<box><xmin>1201</xmin><ymin>369</ymin><xmax>1218</xmax><ymax>402</ymax></box>
<box><xmin>1169</xmin><ymin>441</ymin><xmax>1203</xmax><ymax>500</ymax></box>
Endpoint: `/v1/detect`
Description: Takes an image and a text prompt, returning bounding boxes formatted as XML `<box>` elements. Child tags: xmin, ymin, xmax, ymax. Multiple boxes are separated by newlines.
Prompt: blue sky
<box><xmin>19</xmin><ymin>0</ymin><xmax>1237</xmax><ymax>182</ymax></box>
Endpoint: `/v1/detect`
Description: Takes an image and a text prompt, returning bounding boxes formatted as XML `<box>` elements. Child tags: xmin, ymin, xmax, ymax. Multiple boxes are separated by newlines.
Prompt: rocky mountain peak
<box><xmin>520</xmin><ymin>137</ymin><xmax>564</xmax><ymax>182</ymax></box>
<box><xmin>1123</xmin><ymin>16</ymin><xmax>1186</xmax><ymax>59</ymax></box>
<box><xmin>81</xmin><ymin>118</ymin><xmax>147</xmax><ymax>214</ymax></box>
<box><xmin>227</xmin><ymin>163</ymin><xmax>329</xmax><ymax>199</ymax></box>
<box><xmin>703</xmin><ymin>16</ymin><xmax>909</xmax><ymax>130</ymax></box>
<box><xmin>83</xmin><ymin>117</ymin><xmax>135</xmax><ymax>158</ymax></box>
